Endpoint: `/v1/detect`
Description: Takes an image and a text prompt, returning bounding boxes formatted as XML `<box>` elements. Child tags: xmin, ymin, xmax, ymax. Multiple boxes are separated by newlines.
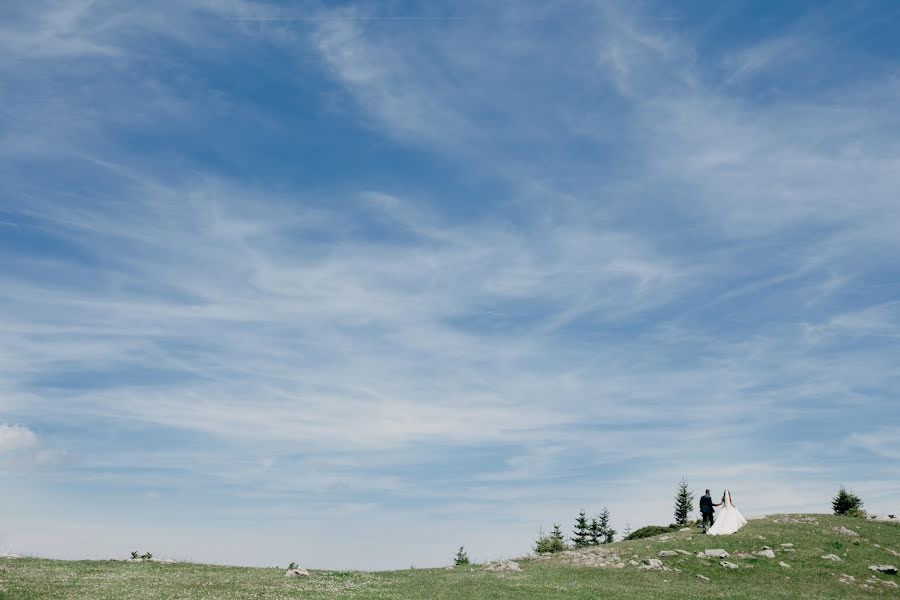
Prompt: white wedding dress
<box><xmin>706</xmin><ymin>490</ymin><xmax>747</xmax><ymax>536</ymax></box>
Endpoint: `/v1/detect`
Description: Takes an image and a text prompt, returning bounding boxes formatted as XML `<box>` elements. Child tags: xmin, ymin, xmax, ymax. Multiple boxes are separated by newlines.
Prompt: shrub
<box><xmin>623</xmin><ymin>525</ymin><xmax>672</xmax><ymax>541</ymax></box>
<box><xmin>832</xmin><ymin>486</ymin><xmax>864</xmax><ymax>516</ymax></box>
<box><xmin>453</xmin><ymin>546</ymin><xmax>469</xmax><ymax>566</ymax></box>
<box><xmin>534</xmin><ymin>524</ymin><xmax>567</xmax><ymax>554</ymax></box>
<box><xmin>288</xmin><ymin>562</ymin><xmax>298</xmax><ymax>570</ymax></box>
<box><xmin>140</xmin><ymin>552</ymin><xmax>153</xmax><ymax>560</ymax></box>
<box><xmin>131</xmin><ymin>551</ymin><xmax>139</xmax><ymax>560</ymax></box>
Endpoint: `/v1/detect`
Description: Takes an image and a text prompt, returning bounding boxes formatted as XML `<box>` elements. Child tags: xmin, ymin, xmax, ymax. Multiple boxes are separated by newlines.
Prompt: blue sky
<box><xmin>1</xmin><ymin>0</ymin><xmax>899</xmax><ymax>570</ymax></box>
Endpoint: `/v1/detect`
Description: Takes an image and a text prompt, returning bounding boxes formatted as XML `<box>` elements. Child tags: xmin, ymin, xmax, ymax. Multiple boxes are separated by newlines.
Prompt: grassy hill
<box><xmin>2</xmin><ymin>514</ymin><xmax>898</xmax><ymax>599</ymax></box>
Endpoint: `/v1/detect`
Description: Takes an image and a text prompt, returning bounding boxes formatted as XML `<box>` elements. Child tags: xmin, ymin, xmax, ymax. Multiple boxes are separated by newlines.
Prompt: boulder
<box><xmin>720</xmin><ymin>561</ymin><xmax>739</xmax><ymax>569</ymax></box>
<box><xmin>485</xmin><ymin>560</ymin><xmax>521</xmax><ymax>573</ymax></box>
<box><xmin>704</xmin><ymin>549</ymin><xmax>729</xmax><ymax>559</ymax></box>
<box><xmin>821</xmin><ymin>554</ymin><xmax>843</xmax><ymax>562</ymax></box>
<box><xmin>639</xmin><ymin>558</ymin><xmax>670</xmax><ymax>571</ymax></box>
<box><xmin>658</xmin><ymin>550</ymin><xmax>678</xmax><ymax>558</ymax></box>
<box><xmin>285</xmin><ymin>568</ymin><xmax>310</xmax><ymax>578</ymax></box>
<box><xmin>834</xmin><ymin>526</ymin><xmax>859</xmax><ymax>537</ymax></box>
<box><xmin>868</xmin><ymin>564</ymin><xmax>898</xmax><ymax>575</ymax></box>
<box><xmin>756</xmin><ymin>549</ymin><xmax>776</xmax><ymax>559</ymax></box>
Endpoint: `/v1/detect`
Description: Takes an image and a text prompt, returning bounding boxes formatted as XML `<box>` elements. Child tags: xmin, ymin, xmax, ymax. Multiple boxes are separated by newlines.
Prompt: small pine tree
<box><xmin>551</xmin><ymin>523</ymin><xmax>566</xmax><ymax>546</ymax></box>
<box><xmin>832</xmin><ymin>486</ymin><xmax>864</xmax><ymax>516</ymax></box>
<box><xmin>588</xmin><ymin>517</ymin><xmax>602</xmax><ymax>546</ymax></box>
<box><xmin>673</xmin><ymin>477</ymin><xmax>695</xmax><ymax>526</ymax></box>
<box><xmin>572</xmin><ymin>509</ymin><xmax>591</xmax><ymax>548</ymax></box>
<box><xmin>598</xmin><ymin>507</ymin><xmax>616</xmax><ymax>543</ymax></box>
<box><xmin>534</xmin><ymin>524</ymin><xmax>567</xmax><ymax>554</ymax></box>
<box><xmin>454</xmin><ymin>546</ymin><xmax>469</xmax><ymax>566</ymax></box>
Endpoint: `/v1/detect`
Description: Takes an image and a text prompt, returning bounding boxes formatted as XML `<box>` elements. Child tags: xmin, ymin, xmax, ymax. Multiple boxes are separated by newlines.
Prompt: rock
<box><xmin>628</xmin><ymin>559</ymin><xmax>639</xmax><ymax>566</ymax></box>
<box><xmin>756</xmin><ymin>549</ymin><xmax>776</xmax><ymax>559</ymax></box>
<box><xmin>696</xmin><ymin>574</ymin><xmax>710</xmax><ymax>581</ymax></box>
<box><xmin>720</xmin><ymin>561</ymin><xmax>739</xmax><ymax>569</ymax></box>
<box><xmin>834</xmin><ymin>526</ymin><xmax>859</xmax><ymax>537</ymax></box>
<box><xmin>679</xmin><ymin>527</ymin><xmax>691</xmax><ymax>532</ymax></box>
<box><xmin>485</xmin><ymin>560</ymin><xmax>521</xmax><ymax>573</ymax></box>
<box><xmin>868</xmin><ymin>564</ymin><xmax>898</xmax><ymax>575</ymax></box>
<box><xmin>639</xmin><ymin>558</ymin><xmax>670</xmax><ymax>571</ymax></box>
<box><xmin>839</xmin><ymin>574</ymin><xmax>856</xmax><ymax>584</ymax></box>
<box><xmin>675</xmin><ymin>549</ymin><xmax>692</xmax><ymax>555</ymax></box>
<box><xmin>821</xmin><ymin>554</ymin><xmax>843</xmax><ymax>562</ymax></box>
<box><xmin>285</xmin><ymin>568</ymin><xmax>310</xmax><ymax>577</ymax></box>
<box><xmin>658</xmin><ymin>535</ymin><xmax>672</xmax><ymax>541</ymax></box>
<box><xmin>696</xmin><ymin>552</ymin><xmax>706</xmax><ymax>558</ymax></box>
<box><xmin>883</xmin><ymin>580</ymin><xmax>898</xmax><ymax>588</ymax></box>
<box><xmin>780</xmin><ymin>543</ymin><xmax>794</xmax><ymax>548</ymax></box>
<box><xmin>779</xmin><ymin>561</ymin><xmax>791</xmax><ymax>568</ymax></box>
<box><xmin>658</xmin><ymin>551</ymin><xmax>678</xmax><ymax>557</ymax></box>
<box><xmin>704</xmin><ymin>549</ymin><xmax>729</xmax><ymax>559</ymax></box>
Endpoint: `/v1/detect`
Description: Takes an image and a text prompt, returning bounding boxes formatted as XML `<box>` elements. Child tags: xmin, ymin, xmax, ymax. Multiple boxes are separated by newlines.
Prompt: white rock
<box><xmin>779</xmin><ymin>561</ymin><xmax>791</xmax><ymax>568</ymax></box>
<box><xmin>834</xmin><ymin>526</ymin><xmax>859</xmax><ymax>537</ymax></box>
<box><xmin>720</xmin><ymin>561</ymin><xmax>739</xmax><ymax>569</ymax></box>
<box><xmin>658</xmin><ymin>551</ymin><xmax>678</xmax><ymax>557</ymax></box>
<box><xmin>704</xmin><ymin>549</ymin><xmax>729</xmax><ymax>559</ymax></box>
<box><xmin>639</xmin><ymin>558</ymin><xmax>670</xmax><ymax>571</ymax></box>
<box><xmin>696</xmin><ymin>574</ymin><xmax>710</xmax><ymax>581</ymax></box>
<box><xmin>868</xmin><ymin>564</ymin><xmax>898</xmax><ymax>575</ymax></box>
<box><xmin>883</xmin><ymin>580</ymin><xmax>898</xmax><ymax>588</ymax></box>
<box><xmin>756</xmin><ymin>549</ymin><xmax>776</xmax><ymax>559</ymax></box>
<box><xmin>285</xmin><ymin>568</ymin><xmax>310</xmax><ymax>577</ymax></box>
<box><xmin>485</xmin><ymin>560</ymin><xmax>521</xmax><ymax>573</ymax></box>
<box><xmin>780</xmin><ymin>543</ymin><xmax>794</xmax><ymax>548</ymax></box>
<box><xmin>821</xmin><ymin>554</ymin><xmax>843</xmax><ymax>562</ymax></box>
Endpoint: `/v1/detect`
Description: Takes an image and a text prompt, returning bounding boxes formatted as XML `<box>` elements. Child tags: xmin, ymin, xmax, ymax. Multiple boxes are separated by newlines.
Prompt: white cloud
<box><xmin>0</xmin><ymin>424</ymin><xmax>38</xmax><ymax>453</ymax></box>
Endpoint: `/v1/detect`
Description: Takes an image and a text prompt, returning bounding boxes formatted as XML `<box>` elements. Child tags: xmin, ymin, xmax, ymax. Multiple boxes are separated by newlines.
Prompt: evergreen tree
<box><xmin>673</xmin><ymin>477</ymin><xmax>695</xmax><ymax>526</ymax></box>
<box><xmin>551</xmin><ymin>523</ymin><xmax>566</xmax><ymax>547</ymax></box>
<box><xmin>598</xmin><ymin>507</ymin><xmax>616</xmax><ymax>544</ymax></box>
<box><xmin>572</xmin><ymin>509</ymin><xmax>591</xmax><ymax>547</ymax></box>
<box><xmin>453</xmin><ymin>546</ymin><xmax>470</xmax><ymax>566</ymax></box>
<box><xmin>588</xmin><ymin>516</ymin><xmax>602</xmax><ymax>546</ymax></box>
<box><xmin>535</xmin><ymin>525</ymin><xmax>567</xmax><ymax>554</ymax></box>
<box><xmin>832</xmin><ymin>486</ymin><xmax>864</xmax><ymax>516</ymax></box>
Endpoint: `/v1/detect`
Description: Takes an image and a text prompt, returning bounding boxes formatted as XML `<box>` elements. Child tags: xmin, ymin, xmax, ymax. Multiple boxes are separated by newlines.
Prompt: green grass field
<box><xmin>2</xmin><ymin>514</ymin><xmax>898</xmax><ymax>599</ymax></box>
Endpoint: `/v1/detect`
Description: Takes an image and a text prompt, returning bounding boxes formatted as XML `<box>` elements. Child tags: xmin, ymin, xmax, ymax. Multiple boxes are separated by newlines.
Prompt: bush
<box><xmin>623</xmin><ymin>526</ymin><xmax>672</xmax><ymax>541</ymax></box>
<box><xmin>832</xmin><ymin>486</ymin><xmax>864</xmax><ymax>516</ymax></box>
<box><xmin>453</xmin><ymin>546</ymin><xmax>469</xmax><ymax>566</ymax></box>
<box><xmin>288</xmin><ymin>562</ymin><xmax>298</xmax><ymax>570</ymax></box>
<box><xmin>534</xmin><ymin>524</ymin><xmax>567</xmax><ymax>554</ymax></box>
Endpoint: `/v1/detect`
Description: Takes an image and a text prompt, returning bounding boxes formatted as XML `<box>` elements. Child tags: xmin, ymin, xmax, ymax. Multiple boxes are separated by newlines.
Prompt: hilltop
<box><xmin>2</xmin><ymin>514</ymin><xmax>898</xmax><ymax>599</ymax></box>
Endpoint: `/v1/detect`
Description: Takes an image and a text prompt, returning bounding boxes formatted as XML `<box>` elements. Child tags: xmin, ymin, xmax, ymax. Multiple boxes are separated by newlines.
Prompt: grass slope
<box><xmin>2</xmin><ymin>515</ymin><xmax>898</xmax><ymax>599</ymax></box>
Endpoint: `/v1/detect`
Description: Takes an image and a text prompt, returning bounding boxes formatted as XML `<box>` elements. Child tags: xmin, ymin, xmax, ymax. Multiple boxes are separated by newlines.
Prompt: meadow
<box><xmin>2</xmin><ymin>514</ymin><xmax>898</xmax><ymax>599</ymax></box>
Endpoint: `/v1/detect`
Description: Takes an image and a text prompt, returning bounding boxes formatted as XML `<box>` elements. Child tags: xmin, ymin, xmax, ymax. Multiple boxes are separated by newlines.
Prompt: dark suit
<box><xmin>700</xmin><ymin>494</ymin><xmax>715</xmax><ymax>530</ymax></box>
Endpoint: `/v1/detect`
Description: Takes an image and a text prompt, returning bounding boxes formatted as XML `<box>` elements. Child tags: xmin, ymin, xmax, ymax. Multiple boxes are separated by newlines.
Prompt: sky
<box><xmin>1</xmin><ymin>0</ymin><xmax>899</xmax><ymax>571</ymax></box>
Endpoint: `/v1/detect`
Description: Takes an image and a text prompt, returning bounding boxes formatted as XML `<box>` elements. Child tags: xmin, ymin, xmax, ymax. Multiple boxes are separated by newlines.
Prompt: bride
<box><xmin>706</xmin><ymin>490</ymin><xmax>747</xmax><ymax>536</ymax></box>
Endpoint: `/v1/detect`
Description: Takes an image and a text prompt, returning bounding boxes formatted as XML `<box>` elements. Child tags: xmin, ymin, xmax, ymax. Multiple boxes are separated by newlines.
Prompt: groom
<box><xmin>699</xmin><ymin>489</ymin><xmax>721</xmax><ymax>532</ymax></box>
